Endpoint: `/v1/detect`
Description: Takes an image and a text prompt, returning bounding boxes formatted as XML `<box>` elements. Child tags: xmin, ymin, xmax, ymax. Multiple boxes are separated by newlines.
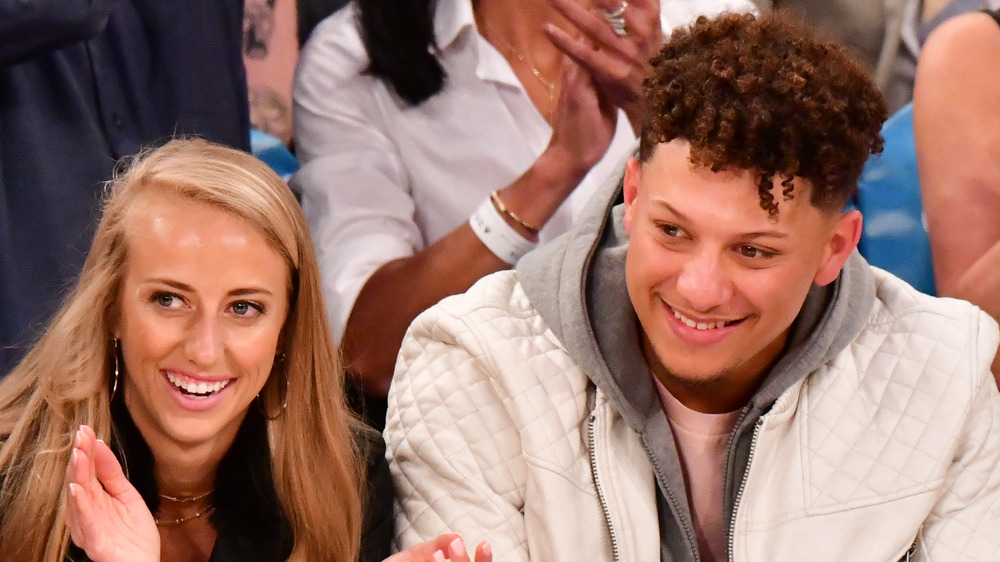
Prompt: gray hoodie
<box><xmin>516</xmin><ymin>158</ymin><xmax>876</xmax><ymax>561</ymax></box>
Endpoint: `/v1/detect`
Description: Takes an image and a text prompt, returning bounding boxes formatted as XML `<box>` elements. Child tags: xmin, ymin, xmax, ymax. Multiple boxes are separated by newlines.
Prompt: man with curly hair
<box><xmin>385</xmin><ymin>12</ymin><xmax>1000</xmax><ymax>562</ymax></box>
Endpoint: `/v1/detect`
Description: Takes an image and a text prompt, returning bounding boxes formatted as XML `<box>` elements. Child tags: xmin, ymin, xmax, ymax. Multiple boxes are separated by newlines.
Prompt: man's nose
<box><xmin>674</xmin><ymin>250</ymin><xmax>734</xmax><ymax>312</ymax></box>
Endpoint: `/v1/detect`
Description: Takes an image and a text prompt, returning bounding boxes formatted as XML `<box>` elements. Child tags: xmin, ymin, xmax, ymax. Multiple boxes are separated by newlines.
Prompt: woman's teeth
<box><xmin>166</xmin><ymin>373</ymin><xmax>230</xmax><ymax>398</ymax></box>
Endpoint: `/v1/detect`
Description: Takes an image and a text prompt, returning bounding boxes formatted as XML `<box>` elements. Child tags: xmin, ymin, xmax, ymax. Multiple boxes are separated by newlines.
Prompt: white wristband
<box><xmin>469</xmin><ymin>196</ymin><xmax>538</xmax><ymax>265</ymax></box>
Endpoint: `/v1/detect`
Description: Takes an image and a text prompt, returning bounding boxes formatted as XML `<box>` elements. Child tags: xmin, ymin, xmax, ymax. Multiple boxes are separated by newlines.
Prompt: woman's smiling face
<box><xmin>114</xmin><ymin>186</ymin><xmax>290</xmax><ymax>458</ymax></box>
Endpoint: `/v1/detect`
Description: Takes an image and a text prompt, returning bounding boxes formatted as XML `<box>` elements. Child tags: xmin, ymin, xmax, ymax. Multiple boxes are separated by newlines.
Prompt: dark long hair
<box><xmin>356</xmin><ymin>0</ymin><xmax>447</xmax><ymax>104</ymax></box>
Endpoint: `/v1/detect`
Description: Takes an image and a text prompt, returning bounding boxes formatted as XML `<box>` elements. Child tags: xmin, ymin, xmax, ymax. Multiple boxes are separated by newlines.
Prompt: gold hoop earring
<box><xmin>257</xmin><ymin>353</ymin><xmax>288</xmax><ymax>420</ymax></box>
<box><xmin>109</xmin><ymin>337</ymin><xmax>120</xmax><ymax>402</ymax></box>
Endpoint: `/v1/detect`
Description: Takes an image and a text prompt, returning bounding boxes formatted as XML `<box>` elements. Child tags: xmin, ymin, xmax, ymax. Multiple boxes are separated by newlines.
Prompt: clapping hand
<box><xmin>385</xmin><ymin>534</ymin><xmax>492</xmax><ymax>562</ymax></box>
<box><xmin>545</xmin><ymin>0</ymin><xmax>662</xmax><ymax>132</ymax></box>
<box><xmin>546</xmin><ymin>57</ymin><xmax>619</xmax><ymax>181</ymax></box>
<box><xmin>64</xmin><ymin>425</ymin><xmax>159</xmax><ymax>562</ymax></box>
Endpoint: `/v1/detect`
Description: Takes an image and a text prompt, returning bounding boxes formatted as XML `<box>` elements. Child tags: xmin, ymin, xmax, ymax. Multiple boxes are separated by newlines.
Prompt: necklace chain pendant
<box><xmin>481</xmin><ymin>20</ymin><xmax>558</xmax><ymax>122</ymax></box>
<box><xmin>158</xmin><ymin>489</ymin><xmax>214</xmax><ymax>503</ymax></box>
<box><xmin>154</xmin><ymin>504</ymin><xmax>215</xmax><ymax>526</ymax></box>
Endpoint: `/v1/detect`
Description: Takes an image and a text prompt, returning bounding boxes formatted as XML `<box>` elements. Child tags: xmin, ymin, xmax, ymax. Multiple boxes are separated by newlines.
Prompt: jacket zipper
<box><xmin>728</xmin><ymin>418</ymin><xmax>763</xmax><ymax>562</ymax></box>
<box><xmin>588</xmin><ymin>413</ymin><xmax>621</xmax><ymax>562</ymax></box>
<box><xmin>643</xmin><ymin>441</ymin><xmax>702</xmax><ymax>561</ymax></box>
<box><xmin>900</xmin><ymin>538</ymin><xmax>917</xmax><ymax>561</ymax></box>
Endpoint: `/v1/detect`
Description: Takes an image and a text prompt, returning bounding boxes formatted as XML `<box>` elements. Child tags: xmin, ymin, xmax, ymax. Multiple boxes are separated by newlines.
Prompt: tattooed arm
<box><xmin>243</xmin><ymin>0</ymin><xmax>296</xmax><ymax>146</ymax></box>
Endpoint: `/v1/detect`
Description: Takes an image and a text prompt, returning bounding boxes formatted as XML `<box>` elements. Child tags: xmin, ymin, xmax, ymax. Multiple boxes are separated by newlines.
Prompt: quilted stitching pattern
<box><xmin>387</xmin><ymin>268</ymin><xmax>1000</xmax><ymax>561</ymax></box>
<box><xmin>387</xmin><ymin>272</ymin><xmax>594</xmax><ymax>559</ymax></box>
<box><xmin>738</xmin><ymin>272</ymin><xmax>1000</xmax><ymax>561</ymax></box>
<box><xmin>805</xmin><ymin>322</ymin><xmax>972</xmax><ymax>510</ymax></box>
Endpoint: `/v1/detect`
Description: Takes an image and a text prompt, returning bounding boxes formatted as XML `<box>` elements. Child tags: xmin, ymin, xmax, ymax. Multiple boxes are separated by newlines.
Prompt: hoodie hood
<box><xmin>517</xmin><ymin>153</ymin><xmax>878</xmax><ymax>559</ymax></box>
<box><xmin>517</xmin><ymin>154</ymin><xmax>876</xmax><ymax>431</ymax></box>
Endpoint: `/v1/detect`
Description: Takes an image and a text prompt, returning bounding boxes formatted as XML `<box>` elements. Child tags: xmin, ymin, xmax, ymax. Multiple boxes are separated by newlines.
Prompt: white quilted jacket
<box><xmin>386</xmin><ymin>266</ymin><xmax>1000</xmax><ymax>561</ymax></box>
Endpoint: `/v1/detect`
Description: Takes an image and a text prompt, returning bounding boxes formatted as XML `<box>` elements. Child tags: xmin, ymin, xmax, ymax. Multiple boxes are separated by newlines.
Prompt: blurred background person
<box><xmin>751</xmin><ymin>0</ymin><xmax>1000</xmax><ymax>112</ymax></box>
<box><xmin>0</xmin><ymin>1</ymin><xmax>250</xmax><ymax>377</ymax></box>
<box><xmin>244</xmin><ymin>0</ymin><xmax>299</xmax><ymax>147</ymax></box>
<box><xmin>298</xmin><ymin>0</ymin><xmax>351</xmax><ymax>46</ymax></box>
<box><xmin>914</xmin><ymin>8</ymin><xmax>1000</xmax><ymax>380</ymax></box>
<box><xmin>293</xmin><ymin>0</ymin><xmax>754</xmax><ymax>426</ymax></box>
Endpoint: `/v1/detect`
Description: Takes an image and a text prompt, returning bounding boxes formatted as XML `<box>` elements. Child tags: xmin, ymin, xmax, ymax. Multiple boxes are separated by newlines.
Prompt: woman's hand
<box><xmin>545</xmin><ymin>0</ymin><xmax>661</xmax><ymax>133</ymax></box>
<box><xmin>64</xmin><ymin>424</ymin><xmax>159</xmax><ymax>562</ymax></box>
<box><xmin>543</xmin><ymin>58</ymin><xmax>619</xmax><ymax>183</ymax></box>
<box><xmin>384</xmin><ymin>534</ymin><xmax>492</xmax><ymax>562</ymax></box>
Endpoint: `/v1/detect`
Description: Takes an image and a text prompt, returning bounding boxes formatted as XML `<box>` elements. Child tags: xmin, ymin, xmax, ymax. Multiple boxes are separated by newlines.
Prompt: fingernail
<box><xmin>450</xmin><ymin>538</ymin><xmax>466</xmax><ymax>557</ymax></box>
<box><xmin>433</xmin><ymin>551</ymin><xmax>446</xmax><ymax>562</ymax></box>
<box><xmin>74</xmin><ymin>428</ymin><xmax>83</xmax><ymax>446</ymax></box>
<box><xmin>70</xmin><ymin>449</ymin><xmax>78</xmax><ymax>465</ymax></box>
<box><xmin>68</xmin><ymin>482</ymin><xmax>80</xmax><ymax>498</ymax></box>
<box><xmin>482</xmin><ymin>542</ymin><xmax>492</xmax><ymax>557</ymax></box>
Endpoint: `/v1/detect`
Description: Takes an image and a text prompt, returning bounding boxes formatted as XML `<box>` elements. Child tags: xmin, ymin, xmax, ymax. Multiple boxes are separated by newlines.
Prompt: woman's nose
<box><xmin>185</xmin><ymin>312</ymin><xmax>222</xmax><ymax>368</ymax></box>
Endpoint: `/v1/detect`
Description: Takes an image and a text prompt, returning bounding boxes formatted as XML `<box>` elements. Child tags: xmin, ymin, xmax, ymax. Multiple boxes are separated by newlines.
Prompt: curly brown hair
<box><xmin>639</xmin><ymin>11</ymin><xmax>888</xmax><ymax>215</ymax></box>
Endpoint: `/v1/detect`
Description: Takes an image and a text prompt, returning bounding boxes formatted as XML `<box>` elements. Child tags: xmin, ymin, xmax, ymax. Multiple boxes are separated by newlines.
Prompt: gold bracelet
<box><xmin>489</xmin><ymin>190</ymin><xmax>540</xmax><ymax>237</ymax></box>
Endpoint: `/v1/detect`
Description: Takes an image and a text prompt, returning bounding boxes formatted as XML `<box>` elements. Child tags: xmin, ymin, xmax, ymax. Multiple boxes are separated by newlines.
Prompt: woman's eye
<box><xmin>154</xmin><ymin>293</ymin><xmax>179</xmax><ymax>308</ymax></box>
<box><xmin>230</xmin><ymin>301</ymin><xmax>263</xmax><ymax>317</ymax></box>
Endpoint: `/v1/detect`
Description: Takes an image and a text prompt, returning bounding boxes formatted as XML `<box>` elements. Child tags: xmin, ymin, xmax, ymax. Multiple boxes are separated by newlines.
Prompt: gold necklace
<box><xmin>482</xmin><ymin>20</ymin><xmax>558</xmax><ymax>122</ymax></box>
<box><xmin>158</xmin><ymin>489</ymin><xmax>213</xmax><ymax>503</ymax></box>
<box><xmin>154</xmin><ymin>504</ymin><xmax>215</xmax><ymax>526</ymax></box>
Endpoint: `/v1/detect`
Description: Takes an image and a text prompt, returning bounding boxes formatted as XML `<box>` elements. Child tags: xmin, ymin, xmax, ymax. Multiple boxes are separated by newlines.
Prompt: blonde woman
<box><xmin>0</xmin><ymin>139</ymin><xmax>485</xmax><ymax>562</ymax></box>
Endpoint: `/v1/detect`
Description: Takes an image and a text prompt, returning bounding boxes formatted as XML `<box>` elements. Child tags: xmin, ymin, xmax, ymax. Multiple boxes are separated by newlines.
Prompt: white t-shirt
<box><xmin>292</xmin><ymin>0</ymin><xmax>755</xmax><ymax>340</ymax></box>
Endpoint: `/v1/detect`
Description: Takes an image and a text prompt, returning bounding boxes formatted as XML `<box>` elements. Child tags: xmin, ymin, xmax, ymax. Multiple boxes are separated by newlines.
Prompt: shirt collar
<box><xmin>433</xmin><ymin>0</ymin><xmax>476</xmax><ymax>50</ymax></box>
<box><xmin>433</xmin><ymin>0</ymin><xmax>523</xmax><ymax>88</ymax></box>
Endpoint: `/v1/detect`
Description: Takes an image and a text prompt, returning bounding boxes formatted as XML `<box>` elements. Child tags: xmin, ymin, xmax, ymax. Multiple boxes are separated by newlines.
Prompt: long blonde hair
<box><xmin>0</xmin><ymin>139</ymin><xmax>363</xmax><ymax>560</ymax></box>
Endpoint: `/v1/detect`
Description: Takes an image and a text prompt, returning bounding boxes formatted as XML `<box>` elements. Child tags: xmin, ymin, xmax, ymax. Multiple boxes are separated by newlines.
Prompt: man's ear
<box><xmin>814</xmin><ymin>209</ymin><xmax>863</xmax><ymax>286</ymax></box>
<box><xmin>623</xmin><ymin>157</ymin><xmax>641</xmax><ymax>234</ymax></box>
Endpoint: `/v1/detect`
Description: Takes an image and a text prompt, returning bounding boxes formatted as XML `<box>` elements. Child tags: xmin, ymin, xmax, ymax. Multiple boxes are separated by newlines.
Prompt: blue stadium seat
<box><xmin>250</xmin><ymin>129</ymin><xmax>299</xmax><ymax>181</ymax></box>
<box><xmin>855</xmin><ymin>103</ymin><xmax>936</xmax><ymax>295</ymax></box>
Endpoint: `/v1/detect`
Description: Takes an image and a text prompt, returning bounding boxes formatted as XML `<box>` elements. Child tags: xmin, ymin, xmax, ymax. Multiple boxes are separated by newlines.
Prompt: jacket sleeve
<box><xmin>385</xmin><ymin>300</ymin><xmax>531</xmax><ymax>561</ymax></box>
<box><xmin>0</xmin><ymin>0</ymin><xmax>117</xmax><ymax>64</ymax></box>
<box><xmin>916</xmin><ymin>312</ymin><xmax>1000</xmax><ymax>561</ymax></box>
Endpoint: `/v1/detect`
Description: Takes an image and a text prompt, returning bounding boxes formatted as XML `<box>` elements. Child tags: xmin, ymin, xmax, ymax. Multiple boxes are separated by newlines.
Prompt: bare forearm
<box><xmin>944</xmin><ymin>239</ymin><xmax>1000</xmax><ymax>322</ymax></box>
<box><xmin>341</xmin><ymin>224</ymin><xmax>506</xmax><ymax>396</ymax></box>
<box><xmin>915</xmin><ymin>14</ymin><xmax>1000</xmax><ymax>327</ymax></box>
<box><xmin>243</xmin><ymin>0</ymin><xmax>297</xmax><ymax>146</ymax></box>
<box><xmin>342</xmin><ymin>149</ymin><xmax>591</xmax><ymax>395</ymax></box>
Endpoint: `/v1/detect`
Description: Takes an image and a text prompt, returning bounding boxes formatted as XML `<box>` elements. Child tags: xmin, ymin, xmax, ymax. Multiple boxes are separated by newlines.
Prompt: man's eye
<box><xmin>738</xmin><ymin>245</ymin><xmax>772</xmax><ymax>259</ymax></box>
<box><xmin>659</xmin><ymin>223</ymin><xmax>683</xmax><ymax>237</ymax></box>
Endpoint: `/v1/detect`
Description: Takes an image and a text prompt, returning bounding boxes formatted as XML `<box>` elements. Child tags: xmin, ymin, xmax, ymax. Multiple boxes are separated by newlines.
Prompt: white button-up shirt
<box><xmin>292</xmin><ymin>0</ymin><xmax>754</xmax><ymax>340</ymax></box>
